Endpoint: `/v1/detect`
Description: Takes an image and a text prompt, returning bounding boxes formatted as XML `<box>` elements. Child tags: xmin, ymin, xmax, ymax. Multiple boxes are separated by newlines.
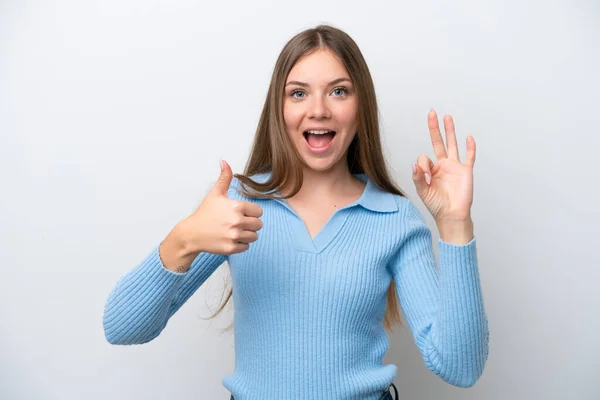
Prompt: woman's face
<box><xmin>283</xmin><ymin>48</ymin><xmax>358</xmax><ymax>173</ymax></box>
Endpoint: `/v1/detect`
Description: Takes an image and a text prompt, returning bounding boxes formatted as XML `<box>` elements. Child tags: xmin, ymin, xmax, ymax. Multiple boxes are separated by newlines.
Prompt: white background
<box><xmin>1</xmin><ymin>0</ymin><xmax>599</xmax><ymax>399</ymax></box>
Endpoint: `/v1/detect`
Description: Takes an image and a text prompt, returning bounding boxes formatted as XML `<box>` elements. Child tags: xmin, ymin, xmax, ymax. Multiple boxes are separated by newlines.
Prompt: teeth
<box><xmin>306</xmin><ymin>130</ymin><xmax>334</xmax><ymax>135</ymax></box>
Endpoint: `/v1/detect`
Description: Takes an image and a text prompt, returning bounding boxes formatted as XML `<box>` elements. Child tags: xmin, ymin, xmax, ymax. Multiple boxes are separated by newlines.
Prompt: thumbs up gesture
<box><xmin>175</xmin><ymin>160</ymin><xmax>264</xmax><ymax>256</ymax></box>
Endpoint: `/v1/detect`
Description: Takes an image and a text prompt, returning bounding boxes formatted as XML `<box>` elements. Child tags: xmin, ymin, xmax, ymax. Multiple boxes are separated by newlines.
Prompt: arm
<box><xmin>102</xmin><ymin>172</ymin><xmax>257</xmax><ymax>346</ymax></box>
<box><xmin>102</xmin><ymin>245</ymin><xmax>226</xmax><ymax>345</ymax></box>
<box><xmin>389</xmin><ymin>201</ymin><xmax>489</xmax><ymax>387</ymax></box>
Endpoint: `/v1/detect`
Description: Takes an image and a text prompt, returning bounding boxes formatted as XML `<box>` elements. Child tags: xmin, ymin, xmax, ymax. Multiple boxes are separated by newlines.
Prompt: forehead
<box><xmin>286</xmin><ymin>49</ymin><xmax>351</xmax><ymax>84</ymax></box>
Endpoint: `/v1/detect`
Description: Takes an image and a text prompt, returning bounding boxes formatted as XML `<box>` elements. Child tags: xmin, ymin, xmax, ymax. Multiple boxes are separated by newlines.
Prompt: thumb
<box><xmin>213</xmin><ymin>159</ymin><xmax>233</xmax><ymax>196</ymax></box>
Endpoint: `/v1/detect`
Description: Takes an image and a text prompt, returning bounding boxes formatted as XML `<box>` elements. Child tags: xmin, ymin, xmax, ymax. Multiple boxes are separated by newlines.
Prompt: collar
<box><xmin>246</xmin><ymin>172</ymin><xmax>398</xmax><ymax>213</ymax></box>
<box><xmin>354</xmin><ymin>173</ymin><xmax>398</xmax><ymax>213</ymax></box>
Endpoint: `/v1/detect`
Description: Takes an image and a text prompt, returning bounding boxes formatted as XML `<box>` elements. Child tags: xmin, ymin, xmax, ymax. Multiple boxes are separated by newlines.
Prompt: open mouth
<box><xmin>303</xmin><ymin>130</ymin><xmax>337</xmax><ymax>149</ymax></box>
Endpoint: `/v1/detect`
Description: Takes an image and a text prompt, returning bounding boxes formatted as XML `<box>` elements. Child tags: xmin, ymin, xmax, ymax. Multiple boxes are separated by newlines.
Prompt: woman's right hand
<box><xmin>177</xmin><ymin>160</ymin><xmax>264</xmax><ymax>256</ymax></box>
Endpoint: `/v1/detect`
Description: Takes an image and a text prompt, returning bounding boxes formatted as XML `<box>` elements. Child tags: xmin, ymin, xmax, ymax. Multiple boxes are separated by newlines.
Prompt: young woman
<box><xmin>103</xmin><ymin>25</ymin><xmax>489</xmax><ymax>400</ymax></box>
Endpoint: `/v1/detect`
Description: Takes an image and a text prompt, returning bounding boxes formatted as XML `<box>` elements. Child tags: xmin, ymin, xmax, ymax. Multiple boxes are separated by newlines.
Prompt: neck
<box><xmin>290</xmin><ymin>160</ymin><xmax>359</xmax><ymax>201</ymax></box>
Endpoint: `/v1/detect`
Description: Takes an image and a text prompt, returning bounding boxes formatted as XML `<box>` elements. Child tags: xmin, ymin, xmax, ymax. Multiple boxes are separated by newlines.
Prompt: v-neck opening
<box><xmin>276</xmin><ymin>200</ymin><xmax>353</xmax><ymax>253</ymax></box>
<box><xmin>273</xmin><ymin>175</ymin><xmax>369</xmax><ymax>254</ymax></box>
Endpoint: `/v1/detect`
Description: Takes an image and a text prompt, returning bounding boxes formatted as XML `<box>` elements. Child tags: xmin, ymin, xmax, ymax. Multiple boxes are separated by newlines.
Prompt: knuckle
<box><xmin>228</xmin><ymin>228</ymin><xmax>241</xmax><ymax>240</ymax></box>
<box><xmin>229</xmin><ymin>215</ymin><xmax>243</xmax><ymax>227</ymax></box>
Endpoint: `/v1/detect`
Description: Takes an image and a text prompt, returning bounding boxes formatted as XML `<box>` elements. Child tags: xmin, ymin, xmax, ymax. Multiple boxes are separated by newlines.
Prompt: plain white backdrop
<box><xmin>1</xmin><ymin>0</ymin><xmax>599</xmax><ymax>399</ymax></box>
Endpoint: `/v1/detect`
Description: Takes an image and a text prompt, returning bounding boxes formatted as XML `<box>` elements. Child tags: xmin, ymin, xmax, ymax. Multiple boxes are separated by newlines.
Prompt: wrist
<box><xmin>159</xmin><ymin>224</ymin><xmax>201</xmax><ymax>273</ymax></box>
<box><xmin>436</xmin><ymin>218</ymin><xmax>474</xmax><ymax>245</ymax></box>
<box><xmin>172</xmin><ymin>219</ymin><xmax>205</xmax><ymax>255</ymax></box>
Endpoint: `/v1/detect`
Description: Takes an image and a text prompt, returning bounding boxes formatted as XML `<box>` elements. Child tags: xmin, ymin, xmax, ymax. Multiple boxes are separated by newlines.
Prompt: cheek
<box><xmin>337</xmin><ymin>102</ymin><xmax>358</xmax><ymax>129</ymax></box>
<box><xmin>283</xmin><ymin>103</ymin><xmax>302</xmax><ymax>131</ymax></box>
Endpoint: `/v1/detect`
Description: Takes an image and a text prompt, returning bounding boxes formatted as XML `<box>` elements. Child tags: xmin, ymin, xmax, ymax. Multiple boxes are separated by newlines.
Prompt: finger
<box><xmin>227</xmin><ymin>242</ymin><xmax>250</xmax><ymax>254</ymax></box>
<box><xmin>242</xmin><ymin>202</ymin><xmax>263</xmax><ymax>218</ymax></box>
<box><xmin>465</xmin><ymin>135</ymin><xmax>476</xmax><ymax>167</ymax></box>
<box><xmin>213</xmin><ymin>159</ymin><xmax>233</xmax><ymax>196</ymax></box>
<box><xmin>428</xmin><ymin>109</ymin><xmax>447</xmax><ymax>160</ymax></box>
<box><xmin>443</xmin><ymin>114</ymin><xmax>460</xmax><ymax>162</ymax></box>
<box><xmin>240</xmin><ymin>216</ymin><xmax>263</xmax><ymax>232</ymax></box>
<box><xmin>416</xmin><ymin>154</ymin><xmax>434</xmax><ymax>185</ymax></box>
<box><xmin>234</xmin><ymin>230</ymin><xmax>259</xmax><ymax>244</ymax></box>
<box><xmin>412</xmin><ymin>163</ymin><xmax>429</xmax><ymax>194</ymax></box>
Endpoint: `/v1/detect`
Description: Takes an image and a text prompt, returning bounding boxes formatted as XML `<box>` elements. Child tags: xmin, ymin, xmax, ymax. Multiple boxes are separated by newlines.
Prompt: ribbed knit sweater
<box><xmin>103</xmin><ymin>173</ymin><xmax>489</xmax><ymax>399</ymax></box>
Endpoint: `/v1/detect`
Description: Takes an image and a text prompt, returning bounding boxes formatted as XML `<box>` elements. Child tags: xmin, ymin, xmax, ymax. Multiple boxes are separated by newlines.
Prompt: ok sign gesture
<box><xmin>412</xmin><ymin>109</ymin><xmax>476</xmax><ymax>224</ymax></box>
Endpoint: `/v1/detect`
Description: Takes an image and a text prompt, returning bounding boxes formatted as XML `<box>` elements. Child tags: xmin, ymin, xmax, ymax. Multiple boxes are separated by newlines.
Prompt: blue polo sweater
<box><xmin>103</xmin><ymin>173</ymin><xmax>489</xmax><ymax>399</ymax></box>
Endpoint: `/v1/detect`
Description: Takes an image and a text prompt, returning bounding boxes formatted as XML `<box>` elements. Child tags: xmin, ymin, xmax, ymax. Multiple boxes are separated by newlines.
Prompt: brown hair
<box><xmin>202</xmin><ymin>24</ymin><xmax>408</xmax><ymax>333</ymax></box>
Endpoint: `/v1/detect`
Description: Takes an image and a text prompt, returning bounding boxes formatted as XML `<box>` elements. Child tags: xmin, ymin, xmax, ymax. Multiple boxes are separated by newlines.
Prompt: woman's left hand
<box><xmin>412</xmin><ymin>109</ymin><xmax>476</xmax><ymax>224</ymax></box>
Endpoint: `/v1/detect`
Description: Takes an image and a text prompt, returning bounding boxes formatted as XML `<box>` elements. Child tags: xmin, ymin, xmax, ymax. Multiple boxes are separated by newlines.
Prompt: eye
<box><xmin>332</xmin><ymin>87</ymin><xmax>348</xmax><ymax>96</ymax></box>
<box><xmin>290</xmin><ymin>89</ymin><xmax>306</xmax><ymax>99</ymax></box>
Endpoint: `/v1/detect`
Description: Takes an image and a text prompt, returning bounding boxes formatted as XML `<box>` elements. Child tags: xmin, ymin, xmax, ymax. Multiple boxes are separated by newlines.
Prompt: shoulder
<box><xmin>391</xmin><ymin>194</ymin><xmax>429</xmax><ymax>229</ymax></box>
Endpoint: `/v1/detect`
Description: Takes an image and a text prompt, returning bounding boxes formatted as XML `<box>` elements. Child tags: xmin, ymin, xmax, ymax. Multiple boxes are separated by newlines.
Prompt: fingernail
<box><xmin>220</xmin><ymin>159</ymin><xmax>224</xmax><ymax>171</ymax></box>
<box><xmin>425</xmin><ymin>173</ymin><xmax>431</xmax><ymax>185</ymax></box>
<box><xmin>412</xmin><ymin>163</ymin><xmax>416</xmax><ymax>174</ymax></box>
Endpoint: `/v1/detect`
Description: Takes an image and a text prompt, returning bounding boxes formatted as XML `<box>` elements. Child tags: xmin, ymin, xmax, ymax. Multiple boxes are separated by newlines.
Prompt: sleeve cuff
<box><xmin>437</xmin><ymin>236</ymin><xmax>480</xmax><ymax>287</ymax></box>
<box><xmin>124</xmin><ymin>245</ymin><xmax>189</xmax><ymax>288</ymax></box>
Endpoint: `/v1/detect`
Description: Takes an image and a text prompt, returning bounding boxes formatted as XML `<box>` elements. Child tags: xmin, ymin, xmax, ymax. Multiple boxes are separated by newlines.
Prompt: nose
<box><xmin>309</xmin><ymin>95</ymin><xmax>330</xmax><ymax>119</ymax></box>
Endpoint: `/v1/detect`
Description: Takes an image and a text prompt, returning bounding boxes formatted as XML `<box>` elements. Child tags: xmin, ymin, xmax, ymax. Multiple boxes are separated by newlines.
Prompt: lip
<box><xmin>303</xmin><ymin>129</ymin><xmax>337</xmax><ymax>154</ymax></box>
<box><xmin>304</xmin><ymin>126</ymin><xmax>337</xmax><ymax>132</ymax></box>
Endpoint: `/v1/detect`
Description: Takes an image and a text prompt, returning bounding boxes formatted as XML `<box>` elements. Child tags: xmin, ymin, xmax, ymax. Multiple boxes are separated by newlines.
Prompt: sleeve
<box><xmin>102</xmin><ymin>246</ymin><xmax>226</xmax><ymax>345</ymax></box>
<box><xmin>388</xmin><ymin>200</ymin><xmax>489</xmax><ymax>387</ymax></box>
<box><xmin>102</xmin><ymin>179</ymin><xmax>244</xmax><ymax>345</ymax></box>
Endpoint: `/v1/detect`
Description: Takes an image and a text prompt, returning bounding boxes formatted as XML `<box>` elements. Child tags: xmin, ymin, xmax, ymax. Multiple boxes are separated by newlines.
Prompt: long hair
<box><xmin>201</xmin><ymin>24</ymin><xmax>408</xmax><ymax>333</ymax></box>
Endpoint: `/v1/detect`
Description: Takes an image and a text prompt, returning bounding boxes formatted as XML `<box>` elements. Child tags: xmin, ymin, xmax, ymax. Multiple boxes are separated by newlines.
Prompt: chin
<box><xmin>299</xmin><ymin>154</ymin><xmax>345</xmax><ymax>173</ymax></box>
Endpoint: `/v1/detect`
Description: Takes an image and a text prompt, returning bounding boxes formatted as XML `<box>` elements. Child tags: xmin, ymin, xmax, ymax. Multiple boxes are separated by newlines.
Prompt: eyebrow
<box><xmin>285</xmin><ymin>77</ymin><xmax>352</xmax><ymax>87</ymax></box>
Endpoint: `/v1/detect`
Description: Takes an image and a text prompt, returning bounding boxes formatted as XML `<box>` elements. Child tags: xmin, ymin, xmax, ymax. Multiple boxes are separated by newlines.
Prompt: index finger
<box><xmin>428</xmin><ymin>109</ymin><xmax>448</xmax><ymax>161</ymax></box>
<box><xmin>242</xmin><ymin>202</ymin><xmax>263</xmax><ymax>218</ymax></box>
